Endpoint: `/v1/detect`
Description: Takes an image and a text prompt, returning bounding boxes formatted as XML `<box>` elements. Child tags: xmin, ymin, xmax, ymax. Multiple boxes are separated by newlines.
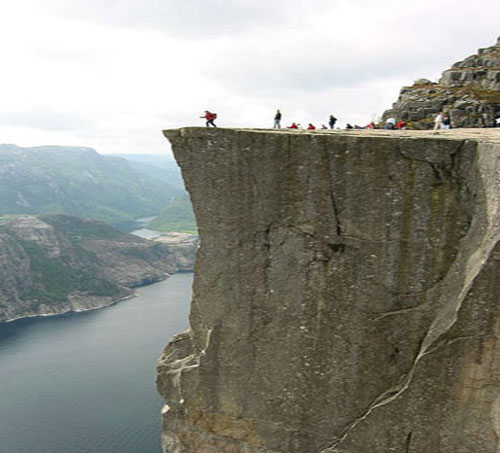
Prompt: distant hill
<box><xmin>148</xmin><ymin>194</ymin><xmax>197</xmax><ymax>234</ymax></box>
<box><xmin>111</xmin><ymin>153</ymin><xmax>198</xmax><ymax>233</ymax></box>
<box><xmin>109</xmin><ymin>153</ymin><xmax>185</xmax><ymax>189</ymax></box>
<box><xmin>0</xmin><ymin>145</ymin><xmax>181</xmax><ymax>225</ymax></box>
<box><xmin>0</xmin><ymin>214</ymin><xmax>182</xmax><ymax>321</ymax></box>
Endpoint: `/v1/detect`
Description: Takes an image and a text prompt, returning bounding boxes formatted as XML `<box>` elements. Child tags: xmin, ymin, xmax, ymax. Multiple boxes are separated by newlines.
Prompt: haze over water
<box><xmin>0</xmin><ymin>273</ymin><xmax>192</xmax><ymax>453</ymax></box>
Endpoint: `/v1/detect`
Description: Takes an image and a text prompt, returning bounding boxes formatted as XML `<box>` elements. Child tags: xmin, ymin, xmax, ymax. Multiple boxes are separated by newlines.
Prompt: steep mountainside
<box><xmin>383</xmin><ymin>37</ymin><xmax>500</xmax><ymax>128</ymax></box>
<box><xmin>0</xmin><ymin>214</ymin><xmax>181</xmax><ymax>321</ymax></box>
<box><xmin>109</xmin><ymin>153</ymin><xmax>185</xmax><ymax>189</ymax></box>
<box><xmin>0</xmin><ymin>145</ymin><xmax>181</xmax><ymax>224</ymax></box>
<box><xmin>148</xmin><ymin>194</ymin><xmax>197</xmax><ymax>234</ymax></box>
<box><xmin>157</xmin><ymin>128</ymin><xmax>500</xmax><ymax>453</ymax></box>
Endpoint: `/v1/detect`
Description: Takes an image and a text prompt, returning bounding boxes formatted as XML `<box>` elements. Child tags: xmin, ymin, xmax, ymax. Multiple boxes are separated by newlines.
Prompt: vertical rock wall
<box><xmin>157</xmin><ymin>128</ymin><xmax>500</xmax><ymax>453</ymax></box>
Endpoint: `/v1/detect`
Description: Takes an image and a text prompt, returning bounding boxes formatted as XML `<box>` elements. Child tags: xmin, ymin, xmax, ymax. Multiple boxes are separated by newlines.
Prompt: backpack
<box><xmin>212</xmin><ymin>113</ymin><xmax>217</xmax><ymax>119</ymax></box>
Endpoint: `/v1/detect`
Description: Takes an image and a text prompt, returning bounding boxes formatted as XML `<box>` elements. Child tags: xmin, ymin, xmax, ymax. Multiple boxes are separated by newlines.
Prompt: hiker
<box><xmin>366</xmin><ymin>122</ymin><xmax>375</xmax><ymax>129</ymax></box>
<box><xmin>434</xmin><ymin>111</ymin><xmax>444</xmax><ymax>130</ymax></box>
<box><xmin>287</xmin><ymin>122</ymin><xmax>298</xmax><ymax>129</ymax></box>
<box><xmin>396</xmin><ymin>120</ymin><xmax>408</xmax><ymax>130</ymax></box>
<box><xmin>329</xmin><ymin>115</ymin><xmax>337</xmax><ymax>129</ymax></box>
<box><xmin>274</xmin><ymin>110</ymin><xmax>282</xmax><ymax>129</ymax></box>
<box><xmin>307</xmin><ymin>123</ymin><xmax>316</xmax><ymax>130</ymax></box>
<box><xmin>201</xmin><ymin>111</ymin><xmax>217</xmax><ymax>127</ymax></box>
<box><xmin>345</xmin><ymin>123</ymin><xmax>353</xmax><ymax>130</ymax></box>
<box><xmin>321</xmin><ymin>124</ymin><xmax>328</xmax><ymax>129</ymax></box>
<box><xmin>442</xmin><ymin>114</ymin><xmax>451</xmax><ymax>129</ymax></box>
<box><xmin>385</xmin><ymin>118</ymin><xmax>396</xmax><ymax>130</ymax></box>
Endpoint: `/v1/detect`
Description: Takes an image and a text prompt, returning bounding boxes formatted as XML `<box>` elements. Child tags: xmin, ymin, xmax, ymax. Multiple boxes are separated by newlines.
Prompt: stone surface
<box><xmin>383</xmin><ymin>38</ymin><xmax>500</xmax><ymax>128</ymax></box>
<box><xmin>157</xmin><ymin>127</ymin><xmax>500</xmax><ymax>453</ymax></box>
<box><xmin>154</xmin><ymin>232</ymin><xmax>199</xmax><ymax>271</ymax></box>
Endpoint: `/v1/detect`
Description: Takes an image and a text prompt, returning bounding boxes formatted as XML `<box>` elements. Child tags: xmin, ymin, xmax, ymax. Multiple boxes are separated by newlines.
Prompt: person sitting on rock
<box><xmin>307</xmin><ymin>123</ymin><xmax>316</xmax><ymax>130</ymax></box>
<box><xmin>321</xmin><ymin>124</ymin><xmax>328</xmax><ymax>129</ymax></box>
<box><xmin>385</xmin><ymin>118</ymin><xmax>396</xmax><ymax>130</ymax></box>
<box><xmin>442</xmin><ymin>114</ymin><xmax>451</xmax><ymax>130</ymax></box>
<box><xmin>366</xmin><ymin>122</ymin><xmax>375</xmax><ymax>129</ymax></box>
<box><xmin>345</xmin><ymin>123</ymin><xmax>353</xmax><ymax>130</ymax></box>
<box><xmin>201</xmin><ymin>111</ymin><xmax>217</xmax><ymax>127</ymax></box>
<box><xmin>396</xmin><ymin>120</ymin><xmax>408</xmax><ymax>130</ymax></box>
<box><xmin>287</xmin><ymin>122</ymin><xmax>298</xmax><ymax>129</ymax></box>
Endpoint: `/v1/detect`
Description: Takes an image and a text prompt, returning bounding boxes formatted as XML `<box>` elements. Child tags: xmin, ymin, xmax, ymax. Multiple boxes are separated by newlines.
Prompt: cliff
<box><xmin>0</xmin><ymin>214</ymin><xmax>181</xmax><ymax>322</ymax></box>
<box><xmin>157</xmin><ymin>127</ymin><xmax>500</xmax><ymax>452</ymax></box>
<box><xmin>383</xmin><ymin>37</ymin><xmax>500</xmax><ymax>128</ymax></box>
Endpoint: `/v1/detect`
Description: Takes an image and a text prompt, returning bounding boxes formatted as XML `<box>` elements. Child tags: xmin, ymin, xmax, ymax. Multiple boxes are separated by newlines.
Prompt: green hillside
<box><xmin>0</xmin><ymin>145</ymin><xmax>181</xmax><ymax>225</ymax></box>
<box><xmin>148</xmin><ymin>195</ymin><xmax>197</xmax><ymax>234</ymax></box>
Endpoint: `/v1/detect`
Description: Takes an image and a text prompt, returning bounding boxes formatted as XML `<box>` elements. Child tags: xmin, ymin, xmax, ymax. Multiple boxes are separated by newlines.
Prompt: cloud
<box><xmin>0</xmin><ymin>108</ymin><xmax>92</xmax><ymax>132</ymax></box>
<box><xmin>0</xmin><ymin>0</ymin><xmax>498</xmax><ymax>154</ymax></box>
<box><xmin>39</xmin><ymin>0</ymin><xmax>320</xmax><ymax>37</ymax></box>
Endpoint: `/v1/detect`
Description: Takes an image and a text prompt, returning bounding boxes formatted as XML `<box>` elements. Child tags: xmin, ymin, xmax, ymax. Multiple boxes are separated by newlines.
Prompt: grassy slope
<box><xmin>148</xmin><ymin>195</ymin><xmax>197</xmax><ymax>234</ymax></box>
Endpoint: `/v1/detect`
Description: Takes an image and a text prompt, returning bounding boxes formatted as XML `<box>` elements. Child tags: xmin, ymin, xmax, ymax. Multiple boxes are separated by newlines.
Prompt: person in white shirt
<box><xmin>434</xmin><ymin>111</ymin><xmax>444</xmax><ymax>130</ymax></box>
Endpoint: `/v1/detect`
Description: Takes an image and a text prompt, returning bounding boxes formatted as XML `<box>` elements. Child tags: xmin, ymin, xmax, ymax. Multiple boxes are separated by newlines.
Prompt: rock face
<box><xmin>154</xmin><ymin>232</ymin><xmax>199</xmax><ymax>271</ymax></box>
<box><xmin>383</xmin><ymin>38</ymin><xmax>500</xmax><ymax>128</ymax></box>
<box><xmin>0</xmin><ymin>214</ymin><xmax>181</xmax><ymax>321</ymax></box>
<box><xmin>157</xmin><ymin>127</ymin><xmax>500</xmax><ymax>453</ymax></box>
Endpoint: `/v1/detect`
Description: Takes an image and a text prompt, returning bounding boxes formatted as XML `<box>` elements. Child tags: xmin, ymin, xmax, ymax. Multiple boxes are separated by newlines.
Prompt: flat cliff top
<box><xmin>164</xmin><ymin>127</ymin><xmax>500</xmax><ymax>143</ymax></box>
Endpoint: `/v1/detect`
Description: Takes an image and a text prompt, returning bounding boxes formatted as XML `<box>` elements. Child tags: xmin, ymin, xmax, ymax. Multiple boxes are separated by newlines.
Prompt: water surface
<box><xmin>0</xmin><ymin>273</ymin><xmax>192</xmax><ymax>453</ymax></box>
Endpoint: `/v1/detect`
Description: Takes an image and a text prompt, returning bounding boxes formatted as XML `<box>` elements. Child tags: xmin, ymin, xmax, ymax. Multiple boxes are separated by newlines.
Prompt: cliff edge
<box><xmin>157</xmin><ymin>128</ymin><xmax>500</xmax><ymax>452</ymax></box>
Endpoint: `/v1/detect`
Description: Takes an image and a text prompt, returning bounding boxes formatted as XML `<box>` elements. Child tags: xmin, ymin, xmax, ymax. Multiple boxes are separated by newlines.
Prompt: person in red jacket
<box><xmin>201</xmin><ymin>111</ymin><xmax>217</xmax><ymax>127</ymax></box>
<box><xmin>396</xmin><ymin>120</ymin><xmax>408</xmax><ymax>130</ymax></box>
<box><xmin>287</xmin><ymin>122</ymin><xmax>298</xmax><ymax>129</ymax></box>
<box><xmin>307</xmin><ymin>123</ymin><xmax>316</xmax><ymax>130</ymax></box>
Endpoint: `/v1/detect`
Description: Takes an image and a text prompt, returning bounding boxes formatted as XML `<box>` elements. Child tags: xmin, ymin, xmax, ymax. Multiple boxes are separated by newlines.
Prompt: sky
<box><xmin>0</xmin><ymin>0</ymin><xmax>498</xmax><ymax>155</ymax></box>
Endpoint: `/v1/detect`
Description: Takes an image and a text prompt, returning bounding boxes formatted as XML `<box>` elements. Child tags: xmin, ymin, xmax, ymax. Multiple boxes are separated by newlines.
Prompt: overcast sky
<box><xmin>0</xmin><ymin>0</ymin><xmax>498</xmax><ymax>155</ymax></box>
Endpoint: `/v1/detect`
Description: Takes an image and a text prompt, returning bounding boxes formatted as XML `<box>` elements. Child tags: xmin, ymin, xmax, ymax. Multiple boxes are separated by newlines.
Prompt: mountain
<box><xmin>383</xmin><ymin>37</ymin><xmax>500</xmax><ymax>128</ymax></box>
<box><xmin>148</xmin><ymin>194</ymin><xmax>197</xmax><ymax>234</ymax></box>
<box><xmin>0</xmin><ymin>214</ymin><xmax>182</xmax><ymax>322</ymax></box>
<box><xmin>109</xmin><ymin>153</ymin><xmax>185</xmax><ymax>189</ymax></box>
<box><xmin>0</xmin><ymin>145</ymin><xmax>182</xmax><ymax>225</ymax></box>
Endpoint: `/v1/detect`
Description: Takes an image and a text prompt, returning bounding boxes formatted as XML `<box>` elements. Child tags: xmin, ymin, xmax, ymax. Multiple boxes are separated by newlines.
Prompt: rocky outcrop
<box><xmin>157</xmin><ymin>127</ymin><xmax>500</xmax><ymax>453</ymax></box>
<box><xmin>383</xmin><ymin>38</ymin><xmax>500</xmax><ymax>128</ymax></box>
<box><xmin>154</xmin><ymin>232</ymin><xmax>199</xmax><ymax>271</ymax></box>
<box><xmin>0</xmin><ymin>214</ymin><xmax>182</xmax><ymax>321</ymax></box>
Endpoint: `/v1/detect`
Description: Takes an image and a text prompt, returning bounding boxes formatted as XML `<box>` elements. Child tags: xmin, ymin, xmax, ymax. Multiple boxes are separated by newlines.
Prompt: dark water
<box><xmin>0</xmin><ymin>273</ymin><xmax>192</xmax><ymax>453</ymax></box>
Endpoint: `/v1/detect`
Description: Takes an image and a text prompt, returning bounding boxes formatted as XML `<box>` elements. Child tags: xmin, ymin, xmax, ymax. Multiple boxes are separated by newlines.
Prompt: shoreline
<box><xmin>0</xmin><ymin>273</ymin><xmax>191</xmax><ymax>324</ymax></box>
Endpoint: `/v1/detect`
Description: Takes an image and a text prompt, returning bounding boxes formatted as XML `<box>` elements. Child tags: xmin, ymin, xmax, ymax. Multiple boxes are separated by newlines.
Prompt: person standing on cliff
<box><xmin>434</xmin><ymin>111</ymin><xmax>444</xmax><ymax>130</ymax></box>
<box><xmin>329</xmin><ymin>115</ymin><xmax>337</xmax><ymax>129</ymax></box>
<box><xmin>201</xmin><ymin>111</ymin><xmax>217</xmax><ymax>127</ymax></box>
<box><xmin>273</xmin><ymin>110</ymin><xmax>282</xmax><ymax>129</ymax></box>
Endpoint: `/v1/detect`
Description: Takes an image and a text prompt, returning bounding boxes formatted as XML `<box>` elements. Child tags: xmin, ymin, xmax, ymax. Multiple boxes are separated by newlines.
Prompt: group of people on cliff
<box><xmin>273</xmin><ymin>111</ymin><xmax>338</xmax><ymax>130</ymax></box>
<box><xmin>201</xmin><ymin>109</ymin><xmax>500</xmax><ymax>130</ymax></box>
